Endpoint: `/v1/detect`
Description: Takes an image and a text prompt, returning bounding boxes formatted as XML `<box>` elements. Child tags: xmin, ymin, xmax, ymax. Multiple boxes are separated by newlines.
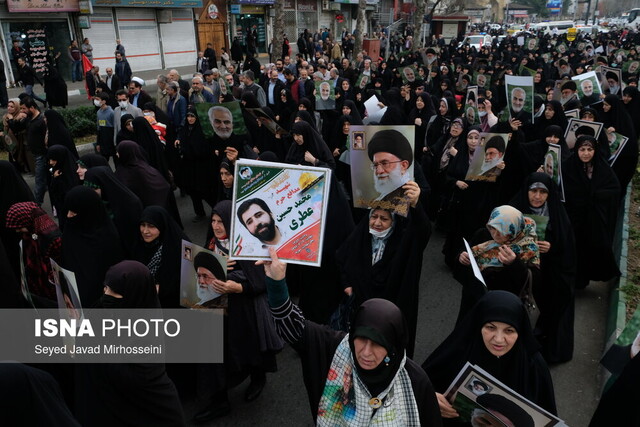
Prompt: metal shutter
<box><xmin>116</xmin><ymin>8</ymin><xmax>162</xmax><ymax>71</ymax></box>
<box><xmin>159</xmin><ymin>9</ymin><xmax>197</xmax><ymax>69</ymax></box>
<box><xmin>82</xmin><ymin>8</ymin><xmax>118</xmax><ymax>72</ymax></box>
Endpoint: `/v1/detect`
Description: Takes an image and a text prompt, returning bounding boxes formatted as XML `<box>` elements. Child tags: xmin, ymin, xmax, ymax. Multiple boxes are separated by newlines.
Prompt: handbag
<box><xmin>519</xmin><ymin>269</ymin><xmax>540</xmax><ymax>328</ymax></box>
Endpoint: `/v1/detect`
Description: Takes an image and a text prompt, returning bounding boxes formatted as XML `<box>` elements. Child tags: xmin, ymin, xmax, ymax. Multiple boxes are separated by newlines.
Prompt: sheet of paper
<box><xmin>364</xmin><ymin>94</ymin><xmax>383</xmax><ymax>116</ymax></box>
<box><xmin>464</xmin><ymin>238</ymin><xmax>487</xmax><ymax>288</ymax></box>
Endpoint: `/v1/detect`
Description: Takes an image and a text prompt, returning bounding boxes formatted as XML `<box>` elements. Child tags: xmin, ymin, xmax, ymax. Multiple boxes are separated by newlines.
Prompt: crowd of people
<box><xmin>1</xmin><ymin>22</ymin><xmax>640</xmax><ymax>425</ymax></box>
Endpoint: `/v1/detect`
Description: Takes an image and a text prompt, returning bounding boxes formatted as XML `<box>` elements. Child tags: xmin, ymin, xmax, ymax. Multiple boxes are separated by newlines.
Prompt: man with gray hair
<box><xmin>189</xmin><ymin>75</ymin><xmax>216</xmax><ymax>104</ymax></box>
<box><xmin>156</xmin><ymin>74</ymin><xmax>169</xmax><ymax>112</ymax></box>
<box><xmin>203</xmin><ymin>69</ymin><xmax>221</xmax><ymax>101</ymax></box>
<box><xmin>241</xmin><ymin>70</ymin><xmax>267</xmax><ymax>107</ymax></box>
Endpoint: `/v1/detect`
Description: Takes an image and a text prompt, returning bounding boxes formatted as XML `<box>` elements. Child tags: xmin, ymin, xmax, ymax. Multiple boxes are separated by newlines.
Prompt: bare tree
<box><xmin>355</xmin><ymin>0</ymin><xmax>367</xmax><ymax>53</ymax></box>
<box><xmin>414</xmin><ymin>0</ymin><xmax>427</xmax><ymax>50</ymax></box>
<box><xmin>273</xmin><ymin>0</ymin><xmax>285</xmax><ymax>60</ymax></box>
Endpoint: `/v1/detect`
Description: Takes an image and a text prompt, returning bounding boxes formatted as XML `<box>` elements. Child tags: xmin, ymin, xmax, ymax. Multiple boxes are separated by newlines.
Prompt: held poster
<box><xmin>229</xmin><ymin>159</ymin><xmax>332</xmax><ymax>267</ymax></box>
<box><xmin>445</xmin><ymin>362</ymin><xmax>565</xmax><ymax>427</ymax></box>
<box><xmin>349</xmin><ymin>125</ymin><xmax>415</xmax><ymax>217</ymax></box>
<box><xmin>179</xmin><ymin>241</ymin><xmax>227</xmax><ymax>309</ymax></box>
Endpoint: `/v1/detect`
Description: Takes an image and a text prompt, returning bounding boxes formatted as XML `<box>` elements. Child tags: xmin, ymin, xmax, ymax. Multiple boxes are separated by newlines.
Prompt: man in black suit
<box><xmin>262</xmin><ymin>69</ymin><xmax>285</xmax><ymax>112</ymax></box>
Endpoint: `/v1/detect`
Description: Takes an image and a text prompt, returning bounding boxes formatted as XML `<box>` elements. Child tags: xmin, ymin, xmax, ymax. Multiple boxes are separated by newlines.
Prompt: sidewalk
<box><xmin>6</xmin><ymin>53</ymin><xmax>270</xmax><ymax>102</ymax></box>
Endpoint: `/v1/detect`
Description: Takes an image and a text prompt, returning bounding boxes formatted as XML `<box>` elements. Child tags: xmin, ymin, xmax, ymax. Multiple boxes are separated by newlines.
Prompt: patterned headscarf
<box><xmin>472</xmin><ymin>205</ymin><xmax>540</xmax><ymax>270</ymax></box>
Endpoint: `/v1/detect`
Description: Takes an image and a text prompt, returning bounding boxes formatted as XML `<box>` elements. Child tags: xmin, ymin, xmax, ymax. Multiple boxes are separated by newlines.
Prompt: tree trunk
<box><xmin>355</xmin><ymin>0</ymin><xmax>367</xmax><ymax>54</ymax></box>
<box><xmin>414</xmin><ymin>0</ymin><xmax>427</xmax><ymax>50</ymax></box>
<box><xmin>274</xmin><ymin>0</ymin><xmax>285</xmax><ymax>60</ymax></box>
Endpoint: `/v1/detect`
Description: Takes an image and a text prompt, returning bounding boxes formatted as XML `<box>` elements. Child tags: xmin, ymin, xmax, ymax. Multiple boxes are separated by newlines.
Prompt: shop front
<box><xmin>1</xmin><ymin>0</ymin><xmax>78</xmax><ymax>83</ymax></box>
<box><xmin>85</xmin><ymin>0</ymin><xmax>201</xmax><ymax>72</ymax></box>
<box><xmin>230</xmin><ymin>0</ymin><xmax>272</xmax><ymax>54</ymax></box>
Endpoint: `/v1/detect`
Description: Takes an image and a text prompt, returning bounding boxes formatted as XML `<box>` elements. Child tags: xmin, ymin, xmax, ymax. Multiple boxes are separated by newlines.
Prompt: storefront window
<box><xmin>235</xmin><ymin>15</ymin><xmax>266</xmax><ymax>54</ymax></box>
<box><xmin>3</xmin><ymin>21</ymin><xmax>72</xmax><ymax>82</ymax></box>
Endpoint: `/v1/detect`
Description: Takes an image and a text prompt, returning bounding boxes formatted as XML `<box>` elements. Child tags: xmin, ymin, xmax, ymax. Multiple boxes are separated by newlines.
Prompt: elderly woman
<box><xmin>336</xmin><ymin>181</ymin><xmax>429</xmax><ymax>358</ymax></box>
<box><xmin>423</xmin><ymin>291</ymin><xmax>557</xmax><ymax>421</ymax></box>
<box><xmin>455</xmin><ymin>205</ymin><xmax>541</xmax><ymax>322</ymax></box>
<box><xmin>260</xmin><ymin>248</ymin><xmax>443</xmax><ymax>426</ymax></box>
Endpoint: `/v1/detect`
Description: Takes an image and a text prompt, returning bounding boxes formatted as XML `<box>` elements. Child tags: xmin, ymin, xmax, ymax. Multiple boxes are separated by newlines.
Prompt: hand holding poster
<box><xmin>179</xmin><ymin>241</ymin><xmax>228</xmax><ymax>308</ymax></box>
<box><xmin>246</xmin><ymin>107</ymin><xmax>288</xmax><ymax>136</ymax></box>
<box><xmin>445</xmin><ymin>362</ymin><xmax>565</xmax><ymax>426</ymax></box>
<box><xmin>230</xmin><ymin>159</ymin><xmax>331</xmax><ymax>266</ymax></box>
<box><xmin>349</xmin><ymin>126</ymin><xmax>415</xmax><ymax>216</ymax></box>
<box><xmin>465</xmin><ymin>133</ymin><xmax>509</xmax><ymax>182</ymax></box>
<box><xmin>505</xmin><ymin>75</ymin><xmax>534</xmax><ymax>122</ymax></box>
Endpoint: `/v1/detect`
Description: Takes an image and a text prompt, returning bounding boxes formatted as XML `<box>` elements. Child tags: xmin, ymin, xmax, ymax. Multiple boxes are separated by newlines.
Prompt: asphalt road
<box><xmin>25</xmin><ymin>161</ymin><xmax>609</xmax><ymax>426</ymax></box>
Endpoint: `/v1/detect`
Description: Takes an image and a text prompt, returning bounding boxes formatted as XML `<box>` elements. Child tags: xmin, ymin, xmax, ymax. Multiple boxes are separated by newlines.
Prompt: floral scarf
<box><xmin>317</xmin><ymin>336</ymin><xmax>420</xmax><ymax>427</ymax></box>
<box><xmin>472</xmin><ymin>205</ymin><xmax>540</xmax><ymax>271</ymax></box>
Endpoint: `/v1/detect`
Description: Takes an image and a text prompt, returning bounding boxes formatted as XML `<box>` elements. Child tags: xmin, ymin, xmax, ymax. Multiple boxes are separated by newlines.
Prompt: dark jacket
<box><xmin>115</xmin><ymin>59</ymin><xmax>132</xmax><ymax>88</ymax></box>
<box><xmin>262</xmin><ymin>79</ymin><xmax>286</xmax><ymax>109</ymax></box>
<box><xmin>129</xmin><ymin>90</ymin><xmax>153</xmax><ymax>109</ymax></box>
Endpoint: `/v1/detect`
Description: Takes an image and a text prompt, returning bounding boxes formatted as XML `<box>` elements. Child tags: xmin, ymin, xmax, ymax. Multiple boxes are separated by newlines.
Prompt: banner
<box><xmin>230</xmin><ymin>159</ymin><xmax>332</xmax><ymax>266</ymax></box>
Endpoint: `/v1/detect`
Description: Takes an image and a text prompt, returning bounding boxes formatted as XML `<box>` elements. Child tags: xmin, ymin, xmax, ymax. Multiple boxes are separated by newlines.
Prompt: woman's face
<box><xmin>353</xmin><ymin>337</ymin><xmax>388</xmax><ymax>370</ymax></box>
<box><xmin>7</xmin><ymin>102</ymin><xmax>16</xmax><ymax>114</ymax></box>
<box><xmin>187</xmin><ymin>115</ymin><xmax>197</xmax><ymax>125</ymax></box>
<box><xmin>528</xmin><ymin>188</ymin><xmax>549</xmax><ymax>208</ymax></box>
<box><xmin>211</xmin><ymin>213</ymin><xmax>226</xmax><ymax>240</ymax></box>
<box><xmin>125</xmin><ymin>120</ymin><xmax>134</xmax><ymax>132</ymax></box>
<box><xmin>342</xmin><ymin>121</ymin><xmax>350</xmax><ymax>135</ymax></box>
<box><xmin>467</xmin><ymin>132</ymin><xmax>480</xmax><ymax>152</ymax></box>
<box><xmin>76</xmin><ymin>164</ymin><xmax>87</xmax><ymax>180</ymax></box>
<box><xmin>220</xmin><ymin>167</ymin><xmax>233</xmax><ymax>189</ymax></box>
<box><xmin>488</xmin><ymin>226</ymin><xmax>510</xmax><ymax>244</ymax></box>
<box><xmin>342</xmin><ymin>106</ymin><xmax>352</xmax><ymax>116</ymax></box>
<box><xmin>439</xmin><ymin>100</ymin><xmax>448</xmax><ymax>116</ymax></box>
<box><xmin>48</xmin><ymin>159</ymin><xmax>57</xmax><ymax>167</ymax></box>
<box><xmin>482</xmin><ymin>321</ymin><xmax>518</xmax><ymax>357</ymax></box>
<box><xmin>544</xmin><ymin>105</ymin><xmax>555</xmax><ymax>120</ymax></box>
<box><xmin>369</xmin><ymin>209</ymin><xmax>392</xmax><ymax>232</ymax></box>
<box><xmin>416</xmin><ymin>97</ymin><xmax>424</xmax><ymax>110</ymax></box>
<box><xmin>140</xmin><ymin>222</ymin><xmax>160</xmax><ymax>243</ymax></box>
<box><xmin>546</xmin><ymin>90</ymin><xmax>554</xmax><ymax>102</ymax></box>
<box><xmin>342</xmin><ymin>80</ymin><xmax>350</xmax><ymax>91</ymax></box>
<box><xmin>578</xmin><ymin>145</ymin><xmax>595</xmax><ymax>163</ymax></box>
<box><xmin>545</xmin><ymin>134</ymin><xmax>559</xmax><ymax>144</ymax></box>
<box><xmin>602</xmin><ymin>101</ymin><xmax>611</xmax><ymax>112</ymax></box>
<box><xmin>581</xmin><ymin>112</ymin><xmax>595</xmax><ymax>122</ymax></box>
<box><xmin>298</xmin><ymin>104</ymin><xmax>307</xmax><ymax>111</ymax></box>
<box><xmin>450</xmin><ymin>122</ymin><xmax>463</xmax><ymax>137</ymax></box>
<box><xmin>293</xmin><ymin>133</ymin><xmax>304</xmax><ymax>145</ymax></box>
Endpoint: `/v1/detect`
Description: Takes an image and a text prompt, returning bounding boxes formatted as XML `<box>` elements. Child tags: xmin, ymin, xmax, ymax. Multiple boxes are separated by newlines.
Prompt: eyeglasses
<box><xmin>370</xmin><ymin>160</ymin><xmax>403</xmax><ymax>171</ymax></box>
<box><xmin>451</xmin><ymin>122</ymin><xmax>463</xmax><ymax>129</ymax></box>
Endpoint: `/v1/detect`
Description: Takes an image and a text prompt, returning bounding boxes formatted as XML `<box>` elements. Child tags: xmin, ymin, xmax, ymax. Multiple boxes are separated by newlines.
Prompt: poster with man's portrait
<box><xmin>356</xmin><ymin>74</ymin><xmax>370</xmax><ymax>90</ymax></box>
<box><xmin>475</xmin><ymin>73</ymin><xmax>490</xmax><ymax>89</ymax></box>
<box><xmin>622</xmin><ymin>60</ymin><xmax>640</xmax><ymax>75</ymax></box>
<box><xmin>571</xmin><ymin>71</ymin><xmax>602</xmax><ymax>101</ymax></box>
<box><xmin>465</xmin><ymin>86</ymin><xmax>479</xmax><ymax>125</ymax></box>
<box><xmin>179</xmin><ymin>241</ymin><xmax>228</xmax><ymax>309</ymax></box>
<box><xmin>196</xmin><ymin>101</ymin><xmax>248</xmax><ymax>139</ymax></box>
<box><xmin>230</xmin><ymin>159</ymin><xmax>332</xmax><ymax>266</ymax></box>
<box><xmin>564</xmin><ymin>118</ymin><xmax>604</xmax><ymax>149</ymax></box>
<box><xmin>218</xmin><ymin>77</ymin><xmax>231</xmax><ymax>97</ymax></box>
<box><xmin>444</xmin><ymin>362</ymin><xmax>565</xmax><ymax>427</ymax></box>
<box><xmin>525</xmin><ymin>38</ymin><xmax>539</xmax><ymax>51</ymax></box>
<box><xmin>246</xmin><ymin>107</ymin><xmax>288</xmax><ymax>136</ymax></box>
<box><xmin>315</xmin><ymin>80</ymin><xmax>336</xmax><ymax>110</ymax></box>
<box><xmin>564</xmin><ymin>109</ymin><xmax>580</xmax><ymax>119</ymax></box>
<box><xmin>349</xmin><ymin>125</ymin><xmax>415</xmax><ymax>217</ymax></box>
<box><xmin>466</xmin><ymin>133</ymin><xmax>509</xmax><ymax>182</ymax></box>
<box><xmin>399</xmin><ymin>65</ymin><xmax>418</xmax><ymax>85</ymax></box>
<box><xmin>505</xmin><ymin>75</ymin><xmax>534</xmax><ymax>122</ymax></box>
<box><xmin>51</xmin><ymin>259</ymin><xmax>83</xmax><ymax>321</ymax></box>
<box><xmin>599</xmin><ymin>66</ymin><xmax>622</xmax><ymax>93</ymax></box>
<box><xmin>556</xmin><ymin>42</ymin><xmax>568</xmax><ymax>55</ymax></box>
<box><xmin>608</xmin><ymin>132</ymin><xmax>629</xmax><ymax>166</ymax></box>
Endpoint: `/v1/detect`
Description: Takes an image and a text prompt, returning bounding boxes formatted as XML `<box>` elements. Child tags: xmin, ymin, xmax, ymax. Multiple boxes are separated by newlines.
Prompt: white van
<box><xmin>532</xmin><ymin>21</ymin><xmax>575</xmax><ymax>35</ymax></box>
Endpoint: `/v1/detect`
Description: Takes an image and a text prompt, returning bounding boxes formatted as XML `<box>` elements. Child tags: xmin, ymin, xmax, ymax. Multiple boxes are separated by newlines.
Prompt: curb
<box><xmin>600</xmin><ymin>186</ymin><xmax>632</xmax><ymax>392</ymax></box>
